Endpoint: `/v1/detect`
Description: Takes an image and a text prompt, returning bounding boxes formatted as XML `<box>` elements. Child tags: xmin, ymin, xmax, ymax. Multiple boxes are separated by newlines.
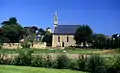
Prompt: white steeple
<box><xmin>54</xmin><ymin>11</ymin><xmax>58</xmax><ymax>28</ymax></box>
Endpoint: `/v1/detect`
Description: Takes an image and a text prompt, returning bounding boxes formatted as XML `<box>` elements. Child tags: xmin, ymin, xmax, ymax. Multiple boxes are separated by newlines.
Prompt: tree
<box><xmin>74</xmin><ymin>25</ymin><xmax>93</xmax><ymax>47</ymax></box>
<box><xmin>30</xmin><ymin>26</ymin><xmax>38</xmax><ymax>33</ymax></box>
<box><xmin>24</xmin><ymin>26</ymin><xmax>38</xmax><ymax>42</ymax></box>
<box><xmin>9</xmin><ymin>17</ymin><xmax>17</xmax><ymax>24</ymax></box>
<box><xmin>42</xmin><ymin>31</ymin><xmax>52</xmax><ymax>46</ymax></box>
<box><xmin>1</xmin><ymin>17</ymin><xmax>17</xmax><ymax>25</ymax></box>
<box><xmin>36</xmin><ymin>28</ymin><xmax>46</xmax><ymax>41</ymax></box>
<box><xmin>92</xmin><ymin>34</ymin><xmax>107</xmax><ymax>48</ymax></box>
<box><xmin>38</xmin><ymin>28</ymin><xmax>45</xmax><ymax>35</ymax></box>
<box><xmin>1</xmin><ymin>21</ymin><xmax>10</xmax><ymax>25</ymax></box>
<box><xmin>112</xmin><ymin>34</ymin><xmax>120</xmax><ymax>48</ymax></box>
<box><xmin>91</xmin><ymin>33</ymin><xmax>120</xmax><ymax>49</ymax></box>
<box><xmin>0</xmin><ymin>17</ymin><xmax>25</xmax><ymax>43</ymax></box>
<box><xmin>1</xmin><ymin>24</ymin><xmax>25</xmax><ymax>42</ymax></box>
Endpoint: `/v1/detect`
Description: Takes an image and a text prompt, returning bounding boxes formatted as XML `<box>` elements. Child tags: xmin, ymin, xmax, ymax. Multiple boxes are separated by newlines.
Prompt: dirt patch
<box><xmin>96</xmin><ymin>49</ymin><xmax>115</xmax><ymax>54</ymax></box>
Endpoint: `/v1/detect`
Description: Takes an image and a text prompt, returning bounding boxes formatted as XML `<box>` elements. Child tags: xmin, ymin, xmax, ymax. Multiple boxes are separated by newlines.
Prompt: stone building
<box><xmin>52</xmin><ymin>11</ymin><xmax>80</xmax><ymax>47</ymax></box>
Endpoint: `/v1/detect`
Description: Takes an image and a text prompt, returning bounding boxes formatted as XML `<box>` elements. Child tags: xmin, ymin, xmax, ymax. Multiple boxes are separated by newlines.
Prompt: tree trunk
<box><xmin>83</xmin><ymin>41</ymin><xmax>86</xmax><ymax>48</ymax></box>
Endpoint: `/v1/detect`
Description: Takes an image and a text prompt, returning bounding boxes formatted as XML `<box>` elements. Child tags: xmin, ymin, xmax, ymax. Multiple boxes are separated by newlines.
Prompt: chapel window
<box><xmin>67</xmin><ymin>36</ymin><xmax>69</xmax><ymax>42</ymax></box>
<box><xmin>58</xmin><ymin>36</ymin><xmax>60</xmax><ymax>42</ymax></box>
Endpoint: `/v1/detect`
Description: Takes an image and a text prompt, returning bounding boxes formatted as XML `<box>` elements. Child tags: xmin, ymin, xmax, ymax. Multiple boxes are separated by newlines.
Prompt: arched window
<box><xmin>67</xmin><ymin>36</ymin><xmax>69</xmax><ymax>42</ymax></box>
<box><xmin>58</xmin><ymin>36</ymin><xmax>60</xmax><ymax>42</ymax></box>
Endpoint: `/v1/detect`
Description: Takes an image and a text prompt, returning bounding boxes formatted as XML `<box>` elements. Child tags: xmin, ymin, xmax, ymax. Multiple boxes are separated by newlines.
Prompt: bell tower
<box><xmin>54</xmin><ymin>11</ymin><xmax>58</xmax><ymax>28</ymax></box>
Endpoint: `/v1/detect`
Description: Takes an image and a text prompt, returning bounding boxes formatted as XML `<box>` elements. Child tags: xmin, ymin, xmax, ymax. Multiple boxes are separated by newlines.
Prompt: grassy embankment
<box><xmin>0</xmin><ymin>65</ymin><xmax>86</xmax><ymax>73</ymax></box>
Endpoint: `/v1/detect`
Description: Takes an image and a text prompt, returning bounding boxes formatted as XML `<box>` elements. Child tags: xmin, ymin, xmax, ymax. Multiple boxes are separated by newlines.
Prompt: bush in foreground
<box><xmin>1</xmin><ymin>51</ymin><xmax>120</xmax><ymax>73</ymax></box>
<box><xmin>69</xmin><ymin>59</ymin><xmax>78</xmax><ymax>70</ymax></box>
<box><xmin>14</xmin><ymin>50</ymin><xmax>33</xmax><ymax>66</ymax></box>
<box><xmin>113</xmin><ymin>55</ymin><xmax>120</xmax><ymax>73</ymax></box>
<box><xmin>55</xmin><ymin>54</ymin><xmax>70</xmax><ymax>69</ymax></box>
<box><xmin>31</xmin><ymin>55</ymin><xmax>44</xmax><ymax>67</ymax></box>
<box><xmin>87</xmin><ymin>54</ymin><xmax>106</xmax><ymax>73</ymax></box>
<box><xmin>77</xmin><ymin>55</ymin><xmax>87</xmax><ymax>71</ymax></box>
<box><xmin>43</xmin><ymin>55</ymin><xmax>54</xmax><ymax>68</ymax></box>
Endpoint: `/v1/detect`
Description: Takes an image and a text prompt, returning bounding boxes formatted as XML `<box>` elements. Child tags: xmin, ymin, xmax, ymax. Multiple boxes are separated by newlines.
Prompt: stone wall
<box><xmin>2</xmin><ymin>43</ymin><xmax>21</xmax><ymax>49</ymax></box>
<box><xmin>30</xmin><ymin>42</ymin><xmax>46</xmax><ymax>49</ymax></box>
<box><xmin>2</xmin><ymin>42</ymin><xmax>46</xmax><ymax>49</ymax></box>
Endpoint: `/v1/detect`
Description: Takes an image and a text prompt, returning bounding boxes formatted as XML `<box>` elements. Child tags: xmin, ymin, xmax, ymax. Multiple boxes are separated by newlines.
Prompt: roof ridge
<box><xmin>58</xmin><ymin>25</ymin><xmax>80</xmax><ymax>26</ymax></box>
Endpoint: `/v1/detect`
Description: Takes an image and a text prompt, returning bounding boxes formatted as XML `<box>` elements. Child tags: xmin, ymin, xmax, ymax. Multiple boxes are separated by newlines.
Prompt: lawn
<box><xmin>0</xmin><ymin>65</ymin><xmax>86</xmax><ymax>73</ymax></box>
<box><xmin>0</xmin><ymin>48</ymin><xmax>118</xmax><ymax>55</ymax></box>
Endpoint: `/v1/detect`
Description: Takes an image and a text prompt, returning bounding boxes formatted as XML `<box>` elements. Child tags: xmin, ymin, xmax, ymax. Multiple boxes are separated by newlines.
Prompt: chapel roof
<box><xmin>54</xmin><ymin>25</ymin><xmax>80</xmax><ymax>35</ymax></box>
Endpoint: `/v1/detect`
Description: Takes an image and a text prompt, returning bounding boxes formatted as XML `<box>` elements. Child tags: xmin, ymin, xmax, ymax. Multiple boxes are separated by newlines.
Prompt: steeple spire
<box><xmin>54</xmin><ymin>11</ymin><xmax>58</xmax><ymax>28</ymax></box>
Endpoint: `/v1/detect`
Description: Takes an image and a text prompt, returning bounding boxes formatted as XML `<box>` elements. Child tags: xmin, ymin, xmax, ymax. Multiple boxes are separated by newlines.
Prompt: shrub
<box><xmin>118</xmin><ymin>48</ymin><xmax>120</xmax><ymax>52</ymax></box>
<box><xmin>21</xmin><ymin>41</ymin><xmax>30</xmax><ymax>48</ymax></box>
<box><xmin>106</xmin><ymin>66</ymin><xmax>116</xmax><ymax>73</ymax></box>
<box><xmin>77</xmin><ymin>55</ymin><xmax>87</xmax><ymax>71</ymax></box>
<box><xmin>14</xmin><ymin>50</ymin><xmax>33</xmax><ymax>66</ymax></box>
<box><xmin>0</xmin><ymin>45</ymin><xmax>2</xmax><ymax>49</ymax></box>
<box><xmin>94</xmin><ymin>66</ymin><xmax>106</xmax><ymax>73</ymax></box>
<box><xmin>69</xmin><ymin>59</ymin><xmax>78</xmax><ymax>70</ymax></box>
<box><xmin>87</xmin><ymin>54</ymin><xmax>106</xmax><ymax>73</ymax></box>
<box><xmin>43</xmin><ymin>55</ymin><xmax>53</xmax><ymax>68</ymax></box>
<box><xmin>0</xmin><ymin>55</ymin><xmax>4</xmax><ymax>64</ymax></box>
<box><xmin>0</xmin><ymin>41</ymin><xmax>3</xmax><ymax>49</ymax></box>
<box><xmin>113</xmin><ymin>55</ymin><xmax>120</xmax><ymax>73</ymax></box>
<box><xmin>9</xmin><ymin>58</ymin><xmax>16</xmax><ymax>65</ymax></box>
<box><xmin>31</xmin><ymin>55</ymin><xmax>54</xmax><ymax>68</ymax></box>
<box><xmin>55</xmin><ymin>54</ymin><xmax>70</xmax><ymax>69</ymax></box>
<box><xmin>31</xmin><ymin>55</ymin><xmax>44</xmax><ymax>67</ymax></box>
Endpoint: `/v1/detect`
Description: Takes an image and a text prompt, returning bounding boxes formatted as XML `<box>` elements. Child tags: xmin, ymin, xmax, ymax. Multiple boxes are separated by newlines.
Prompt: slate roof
<box><xmin>112</xmin><ymin>34</ymin><xmax>120</xmax><ymax>38</ymax></box>
<box><xmin>54</xmin><ymin>25</ymin><xmax>80</xmax><ymax>35</ymax></box>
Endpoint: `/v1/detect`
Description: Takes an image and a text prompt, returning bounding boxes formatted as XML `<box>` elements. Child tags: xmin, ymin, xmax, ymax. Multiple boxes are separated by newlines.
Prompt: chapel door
<box><xmin>62</xmin><ymin>42</ymin><xmax>64</xmax><ymax>47</ymax></box>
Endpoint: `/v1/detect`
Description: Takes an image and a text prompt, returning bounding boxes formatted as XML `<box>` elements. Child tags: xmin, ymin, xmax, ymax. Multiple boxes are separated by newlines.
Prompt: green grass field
<box><xmin>0</xmin><ymin>65</ymin><xmax>86</xmax><ymax>73</ymax></box>
<box><xmin>0</xmin><ymin>48</ymin><xmax>118</xmax><ymax>54</ymax></box>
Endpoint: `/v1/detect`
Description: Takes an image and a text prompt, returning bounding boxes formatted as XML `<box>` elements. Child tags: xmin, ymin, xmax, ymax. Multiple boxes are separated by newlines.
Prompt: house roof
<box><xmin>54</xmin><ymin>25</ymin><xmax>80</xmax><ymax>35</ymax></box>
<box><xmin>112</xmin><ymin>34</ymin><xmax>120</xmax><ymax>39</ymax></box>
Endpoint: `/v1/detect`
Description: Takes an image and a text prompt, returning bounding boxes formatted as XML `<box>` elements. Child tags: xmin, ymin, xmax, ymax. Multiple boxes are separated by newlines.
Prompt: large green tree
<box><xmin>74</xmin><ymin>25</ymin><xmax>93</xmax><ymax>47</ymax></box>
<box><xmin>0</xmin><ymin>17</ymin><xmax>25</xmax><ymax>43</ymax></box>
<box><xmin>1</xmin><ymin>17</ymin><xmax>17</xmax><ymax>25</ymax></box>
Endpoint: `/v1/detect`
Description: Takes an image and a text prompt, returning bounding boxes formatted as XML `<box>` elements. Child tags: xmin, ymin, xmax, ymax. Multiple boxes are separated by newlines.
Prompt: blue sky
<box><xmin>0</xmin><ymin>0</ymin><xmax>120</xmax><ymax>35</ymax></box>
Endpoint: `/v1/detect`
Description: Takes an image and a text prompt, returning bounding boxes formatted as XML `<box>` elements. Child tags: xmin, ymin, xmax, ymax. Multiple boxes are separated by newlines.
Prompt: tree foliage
<box><xmin>0</xmin><ymin>17</ymin><xmax>25</xmax><ymax>43</ymax></box>
<box><xmin>38</xmin><ymin>28</ymin><xmax>46</xmax><ymax>35</ymax></box>
<box><xmin>9</xmin><ymin>17</ymin><xmax>17</xmax><ymax>24</ymax></box>
<box><xmin>42</xmin><ymin>31</ymin><xmax>52</xmax><ymax>46</ymax></box>
<box><xmin>74</xmin><ymin>25</ymin><xmax>93</xmax><ymax>47</ymax></box>
<box><xmin>92</xmin><ymin>33</ymin><xmax>120</xmax><ymax>49</ymax></box>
